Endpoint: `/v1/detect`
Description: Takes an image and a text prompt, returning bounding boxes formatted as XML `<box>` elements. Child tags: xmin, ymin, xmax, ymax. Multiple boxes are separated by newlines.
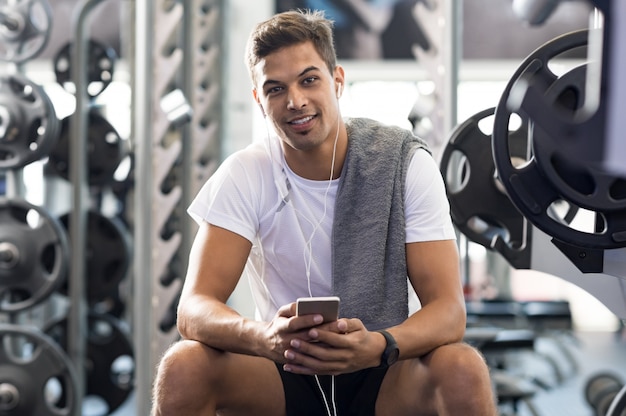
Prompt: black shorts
<box><xmin>275</xmin><ymin>364</ymin><xmax>388</xmax><ymax>416</ymax></box>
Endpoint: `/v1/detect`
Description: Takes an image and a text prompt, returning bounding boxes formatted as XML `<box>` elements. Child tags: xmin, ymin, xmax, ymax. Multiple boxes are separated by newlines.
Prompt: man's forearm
<box><xmin>177</xmin><ymin>294</ymin><xmax>271</xmax><ymax>359</ymax></box>
<box><xmin>388</xmin><ymin>298</ymin><xmax>466</xmax><ymax>360</ymax></box>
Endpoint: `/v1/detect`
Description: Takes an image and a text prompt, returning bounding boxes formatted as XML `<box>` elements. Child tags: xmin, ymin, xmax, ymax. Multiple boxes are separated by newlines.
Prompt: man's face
<box><xmin>253</xmin><ymin>41</ymin><xmax>344</xmax><ymax>155</ymax></box>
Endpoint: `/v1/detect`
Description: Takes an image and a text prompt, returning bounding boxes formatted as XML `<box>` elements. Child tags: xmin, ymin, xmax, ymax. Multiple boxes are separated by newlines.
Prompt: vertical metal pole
<box><xmin>444</xmin><ymin>0</ymin><xmax>460</xmax><ymax>132</ymax></box>
<box><xmin>604</xmin><ymin>0</ymin><xmax>626</xmax><ymax>175</ymax></box>
<box><xmin>69</xmin><ymin>1</ymin><xmax>105</xmax><ymax>412</ymax></box>
<box><xmin>443</xmin><ymin>0</ymin><xmax>468</xmax><ymax>291</ymax></box>
<box><xmin>133</xmin><ymin>0</ymin><xmax>155</xmax><ymax>413</ymax></box>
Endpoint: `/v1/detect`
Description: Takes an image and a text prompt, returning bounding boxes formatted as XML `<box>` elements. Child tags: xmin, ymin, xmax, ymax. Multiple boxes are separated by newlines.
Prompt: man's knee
<box><xmin>424</xmin><ymin>343</ymin><xmax>497</xmax><ymax>414</ymax></box>
<box><xmin>153</xmin><ymin>340</ymin><xmax>226</xmax><ymax>415</ymax></box>
<box><xmin>427</xmin><ymin>343</ymin><xmax>492</xmax><ymax>390</ymax></box>
<box><xmin>156</xmin><ymin>340</ymin><xmax>222</xmax><ymax>386</ymax></box>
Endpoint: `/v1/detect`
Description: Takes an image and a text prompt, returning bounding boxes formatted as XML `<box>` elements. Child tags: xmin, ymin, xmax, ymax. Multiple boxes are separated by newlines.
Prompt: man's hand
<box><xmin>263</xmin><ymin>302</ymin><xmax>326</xmax><ymax>363</ymax></box>
<box><xmin>281</xmin><ymin>318</ymin><xmax>386</xmax><ymax>375</ymax></box>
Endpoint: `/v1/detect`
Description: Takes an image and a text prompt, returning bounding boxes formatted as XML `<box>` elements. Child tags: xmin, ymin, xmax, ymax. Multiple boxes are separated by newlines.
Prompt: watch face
<box><xmin>377</xmin><ymin>330</ymin><xmax>399</xmax><ymax>368</ymax></box>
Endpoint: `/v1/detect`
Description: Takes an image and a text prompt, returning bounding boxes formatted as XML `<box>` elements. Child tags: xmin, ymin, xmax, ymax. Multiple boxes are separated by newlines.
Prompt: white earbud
<box><xmin>336</xmin><ymin>82</ymin><xmax>343</xmax><ymax>99</ymax></box>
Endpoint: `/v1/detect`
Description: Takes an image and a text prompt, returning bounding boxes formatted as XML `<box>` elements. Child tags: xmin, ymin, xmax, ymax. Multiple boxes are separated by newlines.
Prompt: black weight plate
<box><xmin>58</xmin><ymin>210</ymin><xmax>131</xmax><ymax>303</ymax></box>
<box><xmin>532</xmin><ymin>64</ymin><xmax>626</xmax><ymax>212</ymax></box>
<box><xmin>492</xmin><ymin>29</ymin><xmax>626</xmax><ymax>249</ymax></box>
<box><xmin>44</xmin><ymin>312</ymin><xmax>134</xmax><ymax>416</ymax></box>
<box><xmin>0</xmin><ymin>73</ymin><xmax>60</xmax><ymax>169</ymax></box>
<box><xmin>0</xmin><ymin>198</ymin><xmax>68</xmax><ymax>312</ymax></box>
<box><xmin>0</xmin><ymin>0</ymin><xmax>53</xmax><ymax>63</ymax></box>
<box><xmin>440</xmin><ymin>107</ymin><xmax>531</xmax><ymax>269</ymax></box>
<box><xmin>46</xmin><ymin>109</ymin><xmax>124</xmax><ymax>187</ymax></box>
<box><xmin>0</xmin><ymin>323</ymin><xmax>78</xmax><ymax>415</ymax></box>
<box><xmin>53</xmin><ymin>39</ymin><xmax>116</xmax><ymax>98</ymax></box>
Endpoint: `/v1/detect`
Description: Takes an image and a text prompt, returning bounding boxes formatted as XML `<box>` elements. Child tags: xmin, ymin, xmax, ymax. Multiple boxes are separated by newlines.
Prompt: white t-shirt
<box><xmin>188</xmin><ymin>139</ymin><xmax>456</xmax><ymax>321</ymax></box>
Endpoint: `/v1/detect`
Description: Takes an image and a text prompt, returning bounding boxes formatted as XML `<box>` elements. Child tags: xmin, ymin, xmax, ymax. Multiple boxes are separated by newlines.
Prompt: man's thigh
<box><xmin>375</xmin><ymin>356</ymin><xmax>435</xmax><ymax>416</ymax></box>
<box><xmin>203</xmin><ymin>345</ymin><xmax>287</xmax><ymax>415</ymax></box>
<box><xmin>375</xmin><ymin>343</ymin><xmax>491</xmax><ymax>416</ymax></box>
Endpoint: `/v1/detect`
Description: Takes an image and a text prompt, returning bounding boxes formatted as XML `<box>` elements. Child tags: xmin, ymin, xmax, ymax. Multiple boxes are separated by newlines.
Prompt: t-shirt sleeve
<box><xmin>405</xmin><ymin>148</ymin><xmax>456</xmax><ymax>243</ymax></box>
<box><xmin>187</xmin><ymin>154</ymin><xmax>261</xmax><ymax>243</ymax></box>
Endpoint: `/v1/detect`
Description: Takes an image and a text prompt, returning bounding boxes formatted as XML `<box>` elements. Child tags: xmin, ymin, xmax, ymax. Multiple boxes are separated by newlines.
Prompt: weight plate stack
<box><xmin>0</xmin><ymin>198</ymin><xmax>69</xmax><ymax>313</ymax></box>
<box><xmin>0</xmin><ymin>73</ymin><xmax>60</xmax><ymax>170</ymax></box>
<box><xmin>492</xmin><ymin>29</ymin><xmax>626</xmax><ymax>250</ymax></box>
<box><xmin>0</xmin><ymin>323</ymin><xmax>78</xmax><ymax>415</ymax></box>
<box><xmin>46</xmin><ymin>109</ymin><xmax>124</xmax><ymax>188</ymax></box>
<box><xmin>0</xmin><ymin>0</ymin><xmax>53</xmax><ymax>63</ymax></box>
<box><xmin>44</xmin><ymin>312</ymin><xmax>134</xmax><ymax>415</ymax></box>
<box><xmin>53</xmin><ymin>39</ymin><xmax>117</xmax><ymax>99</ymax></box>
<box><xmin>57</xmin><ymin>210</ymin><xmax>132</xmax><ymax>305</ymax></box>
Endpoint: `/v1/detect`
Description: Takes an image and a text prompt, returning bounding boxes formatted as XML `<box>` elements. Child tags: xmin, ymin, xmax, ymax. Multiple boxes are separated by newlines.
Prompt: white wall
<box><xmin>222</xmin><ymin>0</ymin><xmax>274</xmax><ymax>156</ymax></box>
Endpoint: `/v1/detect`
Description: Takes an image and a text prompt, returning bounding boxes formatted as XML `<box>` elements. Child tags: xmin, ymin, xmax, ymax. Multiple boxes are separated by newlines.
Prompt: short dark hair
<box><xmin>245</xmin><ymin>9</ymin><xmax>337</xmax><ymax>86</ymax></box>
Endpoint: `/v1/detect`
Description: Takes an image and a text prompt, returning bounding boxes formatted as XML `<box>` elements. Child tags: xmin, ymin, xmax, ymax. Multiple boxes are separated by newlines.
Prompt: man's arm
<box><xmin>281</xmin><ymin>239</ymin><xmax>466</xmax><ymax>374</ymax></box>
<box><xmin>389</xmin><ymin>239</ymin><xmax>466</xmax><ymax>359</ymax></box>
<box><xmin>176</xmin><ymin>222</ymin><xmax>322</xmax><ymax>362</ymax></box>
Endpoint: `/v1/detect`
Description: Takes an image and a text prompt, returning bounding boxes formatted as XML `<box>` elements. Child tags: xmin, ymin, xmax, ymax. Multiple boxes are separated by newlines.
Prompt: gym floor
<box><xmin>104</xmin><ymin>330</ymin><xmax>625</xmax><ymax>416</ymax></box>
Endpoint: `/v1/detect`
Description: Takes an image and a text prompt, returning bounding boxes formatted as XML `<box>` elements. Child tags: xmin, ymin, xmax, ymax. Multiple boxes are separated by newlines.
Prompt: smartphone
<box><xmin>296</xmin><ymin>296</ymin><xmax>340</xmax><ymax>323</ymax></box>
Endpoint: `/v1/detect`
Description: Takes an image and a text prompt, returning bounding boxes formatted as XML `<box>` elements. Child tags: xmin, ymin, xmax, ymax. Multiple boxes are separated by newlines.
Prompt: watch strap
<box><xmin>375</xmin><ymin>329</ymin><xmax>399</xmax><ymax>369</ymax></box>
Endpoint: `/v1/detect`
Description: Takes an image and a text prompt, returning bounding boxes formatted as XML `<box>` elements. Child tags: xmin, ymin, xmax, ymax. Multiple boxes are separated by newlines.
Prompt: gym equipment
<box><xmin>53</xmin><ymin>39</ymin><xmax>117</xmax><ymax>99</ymax></box>
<box><xmin>0</xmin><ymin>0</ymin><xmax>52</xmax><ymax>63</ymax></box>
<box><xmin>0</xmin><ymin>73</ymin><xmax>60</xmax><ymax>170</ymax></box>
<box><xmin>0</xmin><ymin>323</ymin><xmax>78</xmax><ymax>415</ymax></box>
<box><xmin>44</xmin><ymin>312</ymin><xmax>134</xmax><ymax>415</ymax></box>
<box><xmin>159</xmin><ymin>289</ymin><xmax>180</xmax><ymax>332</ymax></box>
<box><xmin>585</xmin><ymin>372</ymin><xmax>624</xmax><ymax>416</ymax></box>
<box><xmin>441</xmin><ymin>107</ymin><xmax>531</xmax><ymax>268</ymax></box>
<box><xmin>492</xmin><ymin>29</ymin><xmax>626</xmax><ymax>249</ymax></box>
<box><xmin>607</xmin><ymin>385</ymin><xmax>626</xmax><ymax>416</ymax></box>
<box><xmin>531</xmin><ymin>62</ymin><xmax>626</xmax><ymax>213</ymax></box>
<box><xmin>440</xmin><ymin>107</ymin><xmax>578</xmax><ymax>268</ymax></box>
<box><xmin>0</xmin><ymin>198</ymin><xmax>68</xmax><ymax>313</ymax></box>
<box><xmin>512</xmin><ymin>0</ymin><xmax>560</xmax><ymax>26</ymax></box>
<box><xmin>58</xmin><ymin>210</ymin><xmax>131</xmax><ymax>303</ymax></box>
<box><xmin>464</xmin><ymin>326</ymin><xmax>542</xmax><ymax>416</ymax></box>
<box><xmin>492</xmin><ymin>371</ymin><xmax>542</xmax><ymax>416</ymax></box>
<box><xmin>46</xmin><ymin>109</ymin><xmax>124</xmax><ymax>187</ymax></box>
<box><xmin>441</xmin><ymin>109</ymin><xmax>626</xmax><ymax>317</ymax></box>
<box><xmin>512</xmin><ymin>0</ymin><xmax>620</xmax><ymax>179</ymax></box>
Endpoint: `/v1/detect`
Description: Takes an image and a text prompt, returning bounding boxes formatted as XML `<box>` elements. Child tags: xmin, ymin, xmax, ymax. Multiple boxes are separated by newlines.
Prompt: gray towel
<box><xmin>332</xmin><ymin>118</ymin><xmax>428</xmax><ymax>330</ymax></box>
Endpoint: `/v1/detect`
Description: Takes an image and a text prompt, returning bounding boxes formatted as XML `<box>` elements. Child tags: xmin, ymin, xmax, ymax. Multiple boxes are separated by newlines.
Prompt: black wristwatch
<box><xmin>375</xmin><ymin>330</ymin><xmax>399</xmax><ymax>368</ymax></box>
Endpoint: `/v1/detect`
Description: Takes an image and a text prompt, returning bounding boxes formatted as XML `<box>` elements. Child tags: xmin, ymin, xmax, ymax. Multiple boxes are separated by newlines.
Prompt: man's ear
<box><xmin>253</xmin><ymin>89</ymin><xmax>266</xmax><ymax>117</ymax></box>
<box><xmin>334</xmin><ymin>65</ymin><xmax>346</xmax><ymax>99</ymax></box>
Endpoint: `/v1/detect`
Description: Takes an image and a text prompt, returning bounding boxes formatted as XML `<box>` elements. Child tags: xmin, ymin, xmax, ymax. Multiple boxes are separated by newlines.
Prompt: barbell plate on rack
<box><xmin>53</xmin><ymin>39</ymin><xmax>117</xmax><ymax>99</ymax></box>
<box><xmin>532</xmin><ymin>64</ymin><xmax>626</xmax><ymax>212</ymax></box>
<box><xmin>0</xmin><ymin>0</ymin><xmax>52</xmax><ymax>63</ymax></box>
<box><xmin>0</xmin><ymin>73</ymin><xmax>60</xmax><ymax>170</ymax></box>
<box><xmin>0</xmin><ymin>323</ymin><xmax>78</xmax><ymax>415</ymax></box>
<box><xmin>440</xmin><ymin>107</ymin><xmax>531</xmax><ymax>269</ymax></box>
<box><xmin>492</xmin><ymin>29</ymin><xmax>626</xmax><ymax>249</ymax></box>
<box><xmin>0</xmin><ymin>198</ymin><xmax>68</xmax><ymax>313</ymax></box>
<box><xmin>46</xmin><ymin>109</ymin><xmax>124</xmax><ymax>187</ymax></box>
<box><xmin>58</xmin><ymin>210</ymin><xmax>131</xmax><ymax>303</ymax></box>
<box><xmin>44</xmin><ymin>312</ymin><xmax>134</xmax><ymax>415</ymax></box>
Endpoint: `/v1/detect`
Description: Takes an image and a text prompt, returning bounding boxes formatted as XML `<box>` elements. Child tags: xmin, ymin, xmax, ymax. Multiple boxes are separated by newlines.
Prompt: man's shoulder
<box><xmin>345</xmin><ymin>117</ymin><xmax>428</xmax><ymax>154</ymax></box>
<box><xmin>221</xmin><ymin>140</ymin><xmax>271</xmax><ymax>170</ymax></box>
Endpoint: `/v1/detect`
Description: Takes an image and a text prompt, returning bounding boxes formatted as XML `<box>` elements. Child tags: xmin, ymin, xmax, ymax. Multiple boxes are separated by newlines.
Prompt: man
<box><xmin>152</xmin><ymin>9</ymin><xmax>497</xmax><ymax>416</ymax></box>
